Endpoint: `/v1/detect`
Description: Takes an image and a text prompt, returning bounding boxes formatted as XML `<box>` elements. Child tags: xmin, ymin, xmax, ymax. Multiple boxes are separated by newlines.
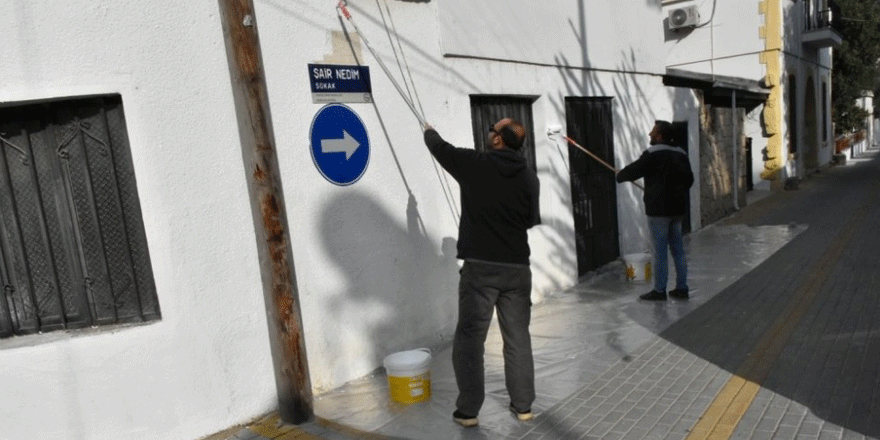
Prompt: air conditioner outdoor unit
<box><xmin>668</xmin><ymin>5</ymin><xmax>700</xmax><ymax>31</ymax></box>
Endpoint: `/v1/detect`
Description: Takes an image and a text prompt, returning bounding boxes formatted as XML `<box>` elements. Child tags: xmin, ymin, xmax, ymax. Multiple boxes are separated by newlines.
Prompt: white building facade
<box><xmin>0</xmin><ymin>1</ymin><xmax>783</xmax><ymax>439</ymax></box>
<box><xmin>662</xmin><ymin>0</ymin><xmax>838</xmax><ymax>216</ymax></box>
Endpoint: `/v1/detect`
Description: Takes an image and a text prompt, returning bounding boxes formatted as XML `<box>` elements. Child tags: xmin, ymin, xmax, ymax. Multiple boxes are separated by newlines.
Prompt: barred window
<box><xmin>469</xmin><ymin>95</ymin><xmax>538</xmax><ymax>172</ymax></box>
<box><xmin>0</xmin><ymin>95</ymin><xmax>159</xmax><ymax>338</ymax></box>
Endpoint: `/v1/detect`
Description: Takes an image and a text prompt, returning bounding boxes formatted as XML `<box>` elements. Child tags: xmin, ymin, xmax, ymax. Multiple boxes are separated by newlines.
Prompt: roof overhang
<box><xmin>663</xmin><ymin>68</ymin><xmax>771</xmax><ymax>109</ymax></box>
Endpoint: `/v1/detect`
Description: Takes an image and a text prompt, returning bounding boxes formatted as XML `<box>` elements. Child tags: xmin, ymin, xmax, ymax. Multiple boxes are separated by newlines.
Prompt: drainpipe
<box><xmin>732</xmin><ymin>90</ymin><xmax>739</xmax><ymax>210</ymax></box>
<box><xmin>217</xmin><ymin>0</ymin><xmax>314</xmax><ymax>424</ymax></box>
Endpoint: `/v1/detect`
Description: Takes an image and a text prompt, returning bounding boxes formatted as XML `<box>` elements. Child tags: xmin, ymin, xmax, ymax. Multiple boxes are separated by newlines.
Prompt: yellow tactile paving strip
<box><xmin>241</xmin><ymin>412</ymin><xmax>397</xmax><ymax>440</ymax></box>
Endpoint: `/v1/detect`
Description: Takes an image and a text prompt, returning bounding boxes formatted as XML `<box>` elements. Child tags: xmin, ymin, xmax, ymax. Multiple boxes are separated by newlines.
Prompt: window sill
<box><xmin>0</xmin><ymin>320</ymin><xmax>160</xmax><ymax>351</ymax></box>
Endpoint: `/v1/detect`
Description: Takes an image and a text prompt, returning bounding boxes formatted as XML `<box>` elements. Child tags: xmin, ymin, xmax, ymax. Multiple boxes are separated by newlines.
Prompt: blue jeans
<box><xmin>648</xmin><ymin>216</ymin><xmax>688</xmax><ymax>293</ymax></box>
<box><xmin>453</xmin><ymin>261</ymin><xmax>534</xmax><ymax>416</ymax></box>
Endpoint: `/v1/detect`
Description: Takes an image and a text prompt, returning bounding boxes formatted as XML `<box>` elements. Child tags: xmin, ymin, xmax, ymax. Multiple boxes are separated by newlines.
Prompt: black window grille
<box><xmin>469</xmin><ymin>95</ymin><xmax>538</xmax><ymax>172</ymax></box>
<box><xmin>0</xmin><ymin>95</ymin><xmax>159</xmax><ymax>338</ymax></box>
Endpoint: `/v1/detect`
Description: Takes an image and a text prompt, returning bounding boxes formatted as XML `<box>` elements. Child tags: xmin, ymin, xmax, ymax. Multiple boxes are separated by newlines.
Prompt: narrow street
<box><xmin>218</xmin><ymin>151</ymin><xmax>880</xmax><ymax>440</ymax></box>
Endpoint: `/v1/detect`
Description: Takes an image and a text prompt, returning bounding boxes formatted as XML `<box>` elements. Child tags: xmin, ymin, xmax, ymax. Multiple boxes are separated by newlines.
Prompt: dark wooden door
<box><xmin>565</xmin><ymin>98</ymin><xmax>619</xmax><ymax>277</ymax></box>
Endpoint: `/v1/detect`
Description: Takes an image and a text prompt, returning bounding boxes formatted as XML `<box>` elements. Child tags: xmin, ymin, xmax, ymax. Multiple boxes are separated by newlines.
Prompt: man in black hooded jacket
<box><xmin>617</xmin><ymin>120</ymin><xmax>694</xmax><ymax>301</ymax></box>
<box><xmin>423</xmin><ymin>118</ymin><xmax>540</xmax><ymax>427</ymax></box>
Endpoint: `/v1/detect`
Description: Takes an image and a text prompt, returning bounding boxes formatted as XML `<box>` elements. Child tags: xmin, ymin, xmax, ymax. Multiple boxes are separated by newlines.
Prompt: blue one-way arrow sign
<box><xmin>321</xmin><ymin>130</ymin><xmax>360</xmax><ymax>160</ymax></box>
<box><xmin>310</xmin><ymin>104</ymin><xmax>370</xmax><ymax>185</ymax></box>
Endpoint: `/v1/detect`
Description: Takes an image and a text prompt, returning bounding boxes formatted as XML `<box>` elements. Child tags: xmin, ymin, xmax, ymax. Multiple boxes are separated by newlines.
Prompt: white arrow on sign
<box><xmin>321</xmin><ymin>130</ymin><xmax>361</xmax><ymax>160</ymax></box>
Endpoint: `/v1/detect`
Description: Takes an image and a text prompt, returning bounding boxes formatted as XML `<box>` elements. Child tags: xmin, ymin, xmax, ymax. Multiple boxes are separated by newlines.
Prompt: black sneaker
<box><xmin>509</xmin><ymin>404</ymin><xmax>534</xmax><ymax>421</ymax></box>
<box><xmin>452</xmin><ymin>410</ymin><xmax>478</xmax><ymax>427</ymax></box>
<box><xmin>639</xmin><ymin>290</ymin><xmax>667</xmax><ymax>301</ymax></box>
<box><xmin>669</xmin><ymin>288</ymin><xmax>689</xmax><ymax>300</ymax></box>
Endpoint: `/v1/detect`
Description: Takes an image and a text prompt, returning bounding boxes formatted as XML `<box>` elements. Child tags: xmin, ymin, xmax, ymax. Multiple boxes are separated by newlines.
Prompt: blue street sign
<box><xmin>308</xmin><ymin>63</ymin><xmax>372</xmax><ymax>104</ymax></box>
<box><xmin>309</xmin><ymin>104</ymin><xmax>370</xmax><ymax>186</ymax></box>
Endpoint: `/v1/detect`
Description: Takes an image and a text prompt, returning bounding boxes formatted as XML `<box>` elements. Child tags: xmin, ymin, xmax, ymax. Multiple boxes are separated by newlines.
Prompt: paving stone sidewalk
<box><xmin>512</xmin><ymin>149</ymin><xmax>880</xmax><ymax>440</ymax></box>
<box><xmin>206</xmin><ymin>150</ymin><xmax>880</xmax><ymax>440</ymax></box>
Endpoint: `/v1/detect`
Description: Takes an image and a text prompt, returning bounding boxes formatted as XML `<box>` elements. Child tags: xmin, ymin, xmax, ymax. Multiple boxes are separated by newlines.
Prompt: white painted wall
<box><xmin>875</xmin><ymin>118</ymin><xmax>880</xmax><ymax>145</ymax></box>
<box><xmin>0</xmin><ymin>1</ymin><xmax>276</xmax><ymax>440</ymax></box>
<box><xmin>784</xmin><ymin>0</ymin><xmax>836</xmax><ymax>177</ymax></box>
<box><xmin>745</xmin><ymin>106</ymin><xmax>772</xmax><ymax>191</ymax></box>
<box><xmin>819</xmin><ymin>50</ymin><xmax>835</xmax><ymax>166</ymax></box>
<box><xmin>0</xmin><ymin>0</ymin><xmax>691</xmax><ymax>438</ymax></box>
<box><xmin>667</xmin><ymin>87</ymin><xmax>704</xmax><ymax>232</ymax></box>
<box><xmin>664</xmin><ymin>0</ymin><xmax>836</xmax><ymax>187</ymax></box>
<box><xmin>665</xmin><ymin>0</ymin><xmax>778</xmax><ymax>192</ymax></box>
<box><xmin>438</xmin><ymin>0</ymin><xmax>665</xmax><ymax>74</ymax></box>
<box><xmin>664</xmin><ymin>0</ymin><xmax>766</xmax><ymax>83</ymax></box>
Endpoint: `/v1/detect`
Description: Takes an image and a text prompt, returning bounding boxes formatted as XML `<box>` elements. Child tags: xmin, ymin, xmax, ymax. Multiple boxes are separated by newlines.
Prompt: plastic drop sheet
<box><xmin>313</xmin><ymin>223</ymin><xmax>807</xmax><ymax>440</ymax></box>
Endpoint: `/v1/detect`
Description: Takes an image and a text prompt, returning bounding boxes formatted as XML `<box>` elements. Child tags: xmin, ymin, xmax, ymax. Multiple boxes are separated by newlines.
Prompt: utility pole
<box><xmin>217</xmin><ymin>0</ymin><xmax>313</xmax><ymax>424</ymax></box>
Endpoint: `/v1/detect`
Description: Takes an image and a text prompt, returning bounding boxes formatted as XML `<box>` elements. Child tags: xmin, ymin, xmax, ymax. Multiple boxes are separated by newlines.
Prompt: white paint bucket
<box><xmin>383</xmin><ymin>348</ymin><xmax>431</xmax><ymax>404</ymax></box>
<box><xmin>623</xmin><ymin>253</ymin><xmax>652</xmax><ymax>282</ymax></box>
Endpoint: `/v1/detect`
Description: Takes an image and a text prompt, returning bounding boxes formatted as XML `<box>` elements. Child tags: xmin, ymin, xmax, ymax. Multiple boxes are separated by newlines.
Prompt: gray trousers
<box><xmin>453</xmin><ymin>260</ymin><xmax>535</xmax><ymax>416</ymax></box>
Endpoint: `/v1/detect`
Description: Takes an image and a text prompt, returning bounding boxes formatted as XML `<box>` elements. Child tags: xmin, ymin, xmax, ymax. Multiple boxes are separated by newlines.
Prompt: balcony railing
<box><xmin>805</xmin><ymin>9</ymin><xmax>833</xmax><ymax>32</ymax></box>
<box><xmin>803</xmin><ymin>7</ymin><xmax>842</xmax><ymax>48</ymax></box>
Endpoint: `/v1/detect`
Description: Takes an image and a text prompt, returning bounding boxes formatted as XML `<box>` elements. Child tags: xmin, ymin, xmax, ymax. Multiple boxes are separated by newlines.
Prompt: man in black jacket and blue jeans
<box><xmin>423</xmin><ymin>118</ymin><xmax>540</xmax><ymax>427</ymax></box>
<box><xmin>616</xmin><ymin>120</ymin><xmax>694</xmax><ymax>301</ymax></box>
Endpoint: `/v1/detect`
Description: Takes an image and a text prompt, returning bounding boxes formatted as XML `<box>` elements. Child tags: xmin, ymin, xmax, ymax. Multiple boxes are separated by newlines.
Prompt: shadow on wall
<box><xmin>669</xmin><ymin>85</ymin><xmax>701</xmax><ymax>230</ymax></box>
<box><xmin>548</xmin><ymin>41</ymin><xmax>657</xmax><ymax>258</ymax></box>
<box><xmin>531</xmin><ymin>163</ymin><xmax>578</xmax><ymax>294</ymax></box>
<box><xmin>261</xmin><ymin>0</ymin><xmax>460</xmax><ymax>91</ymax></box>
<box><xmin>318</xmin><ymin>191</ymin><xmax>459</xmax><ymax>378</ymax></box>
<box><xmin>610</xmin><ymin>49</ymin><xmax>661</xmax><ymax>253</ymax></box>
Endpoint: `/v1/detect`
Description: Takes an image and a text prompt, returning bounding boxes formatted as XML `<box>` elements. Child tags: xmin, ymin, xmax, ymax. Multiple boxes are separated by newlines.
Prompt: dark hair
<box><xmin>499</xmin><ymin>120</ymin><xmax>526</xmax><ymax>150</ymax></box>
<box><xmin>654</xmin><ymin>120</ymin><xmax>674</xmax><ymax>143</ymax></box>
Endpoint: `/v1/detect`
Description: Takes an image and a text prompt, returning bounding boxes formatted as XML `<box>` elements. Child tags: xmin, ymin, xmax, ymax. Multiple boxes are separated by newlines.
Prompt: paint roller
<box><xmin>337</xmin><ymin>1</ymin><xmax>427</xmax><ymax>129</ymax></box>
<box><xmin>547</xmin><ymin>124</ymin><xmax>644</xmax><ymax>191</ymax></box>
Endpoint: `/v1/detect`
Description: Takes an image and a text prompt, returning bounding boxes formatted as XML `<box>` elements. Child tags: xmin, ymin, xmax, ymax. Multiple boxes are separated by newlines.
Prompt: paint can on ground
<box><xmin>623</xmin><ymin>252</ymin><xmax>652</xmax><ymax>282</ymax></box>
<box><xmin>383</xmin><ymin>348</ymin><xmax>431</xmax><ymax>404</ymax></box>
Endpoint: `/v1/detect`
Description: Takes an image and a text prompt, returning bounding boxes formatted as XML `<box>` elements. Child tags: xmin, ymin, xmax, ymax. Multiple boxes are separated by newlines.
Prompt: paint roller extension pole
<box><xmin>337</xmin><ymin>1</ymin><xmax>427</xmax><ymax>128</ymax></box>
<box><xmin>562</xmin><ymin>136</ymin><xmax>644</xmax><ymax>190</ymax></box>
